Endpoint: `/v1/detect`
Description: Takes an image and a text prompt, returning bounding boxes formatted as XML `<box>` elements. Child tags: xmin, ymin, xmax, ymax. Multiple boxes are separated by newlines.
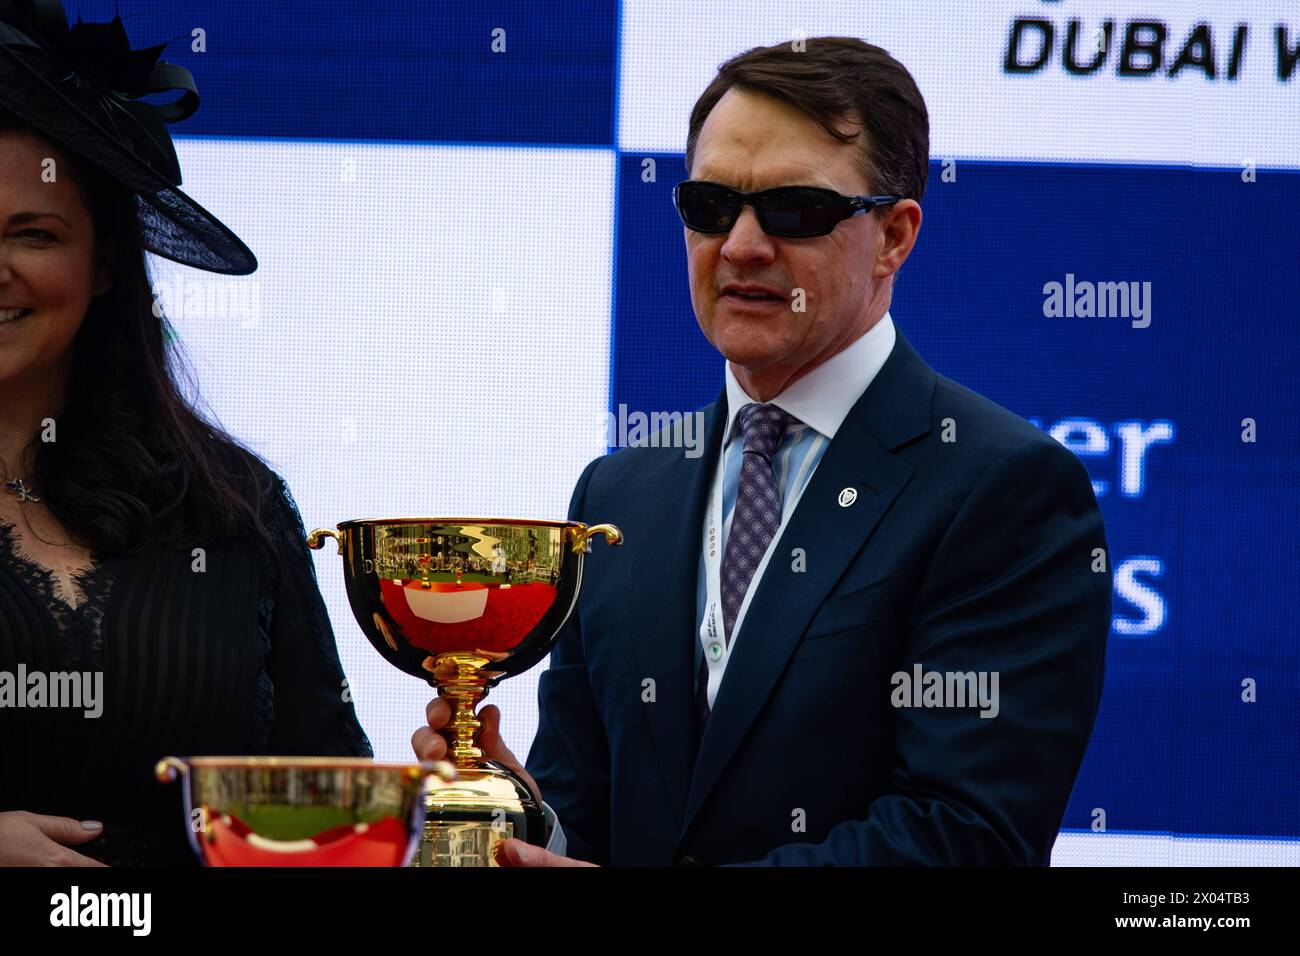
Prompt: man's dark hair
<box><xmin>685</xmin><ymin>37</ymin><xmax>930</xmax><ymax>203</ymax></box>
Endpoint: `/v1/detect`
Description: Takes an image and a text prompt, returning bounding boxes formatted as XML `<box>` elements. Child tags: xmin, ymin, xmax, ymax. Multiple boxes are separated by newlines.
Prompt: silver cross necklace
<box><xmin>2</xmin><ymin>439</ymin><xmax>41</xmax><ymax>503</ymax></box>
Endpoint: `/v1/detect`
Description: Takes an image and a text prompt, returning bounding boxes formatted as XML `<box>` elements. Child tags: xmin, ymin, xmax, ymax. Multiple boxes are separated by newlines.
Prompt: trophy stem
<box><xmin>434</xmin><ymin>654</ymin><xmax>492</xmax><ymax>769</ymax></box>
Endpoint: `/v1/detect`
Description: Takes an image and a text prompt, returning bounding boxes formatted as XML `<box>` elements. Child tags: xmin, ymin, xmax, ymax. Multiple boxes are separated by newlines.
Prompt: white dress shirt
<box><xmin>695</xmin><ymin>312</ymin><xmax>897</xmax><ymax>706</ymax></box>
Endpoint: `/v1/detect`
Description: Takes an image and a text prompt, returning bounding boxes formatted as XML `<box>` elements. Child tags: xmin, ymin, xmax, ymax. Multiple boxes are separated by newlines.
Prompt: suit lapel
<box><xmin>681</xmin><ymin>330</ymin><xmax>937</xmax><ymax>833</ymax></box>
<box><xmin>630</xmin><ymin>389</ymin><xmax>728</xmax><ymax>828</ymax></box>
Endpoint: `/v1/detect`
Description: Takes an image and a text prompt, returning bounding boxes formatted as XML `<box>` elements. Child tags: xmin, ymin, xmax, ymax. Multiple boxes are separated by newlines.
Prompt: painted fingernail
<box><xmin>81</xmin><ymin>820</ymin><xmax>102</xmax><ymax>831</ymax></box>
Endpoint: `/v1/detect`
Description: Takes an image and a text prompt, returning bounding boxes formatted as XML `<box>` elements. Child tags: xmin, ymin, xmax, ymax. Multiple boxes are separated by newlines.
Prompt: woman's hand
<box><xmin>0</xmin><ymin>811</ymin><xmax>108</xmax><ymax>866</ymax></box>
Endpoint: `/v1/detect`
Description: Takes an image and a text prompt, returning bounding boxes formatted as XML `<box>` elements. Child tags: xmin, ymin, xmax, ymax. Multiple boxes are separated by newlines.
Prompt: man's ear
<box><xmin>873</xmin><ymin>200</ymin><xmax>922</xmax><ymax>279</ymax></box>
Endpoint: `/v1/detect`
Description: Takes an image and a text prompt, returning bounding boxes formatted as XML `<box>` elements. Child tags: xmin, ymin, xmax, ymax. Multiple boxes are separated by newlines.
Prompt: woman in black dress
<box><xmin>0</xmin><ymin>1</ymin><xmax>371</xmax><ymax>866</ymax></box>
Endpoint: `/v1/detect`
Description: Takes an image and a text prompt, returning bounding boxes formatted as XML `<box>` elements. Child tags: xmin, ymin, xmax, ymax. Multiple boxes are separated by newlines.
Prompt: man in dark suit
<box><xmin>413</xmin><ymin>37</ymin><xmax>1110</xmax><ymax>866</ymax></box>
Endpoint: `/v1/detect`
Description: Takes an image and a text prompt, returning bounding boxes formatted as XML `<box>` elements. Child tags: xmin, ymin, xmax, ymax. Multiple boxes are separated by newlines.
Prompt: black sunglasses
<box><xmin>673</xmin><ymin>180</ymin><xmax>901</xmax><ymax>238</ymax></box>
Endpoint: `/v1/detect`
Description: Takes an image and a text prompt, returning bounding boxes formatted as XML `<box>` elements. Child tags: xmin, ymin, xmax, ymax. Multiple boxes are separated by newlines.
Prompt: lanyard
<box><xmin>699</xmin><ymin>421</ymin><xmax>823</xmax><ymax>708</ymax></box>
<box><xmin>699</xmin><ymin>440</ymin><xmax>729</xmax><ymax>708</ymax></box>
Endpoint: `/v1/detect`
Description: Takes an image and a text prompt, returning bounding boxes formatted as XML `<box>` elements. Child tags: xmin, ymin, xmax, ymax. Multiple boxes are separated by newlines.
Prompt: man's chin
<box><xmin>713</xmin><ymin>338</ymin><xmax>788</xmax><ymax>372</ymax></box>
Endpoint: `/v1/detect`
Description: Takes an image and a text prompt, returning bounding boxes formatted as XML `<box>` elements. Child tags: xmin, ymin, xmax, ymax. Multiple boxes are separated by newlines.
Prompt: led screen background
<box><xmin>71</xmin><ymin>1</ymin><xmax>1300</xmax><ymax>863</ymax></box>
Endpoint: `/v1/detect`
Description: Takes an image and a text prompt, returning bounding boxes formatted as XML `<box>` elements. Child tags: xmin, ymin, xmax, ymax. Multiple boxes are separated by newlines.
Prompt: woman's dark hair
<box><xmin>685</xmin><ymin>37</ymin><xmax>930</xmax><ymax>203</ymax></box>
<box><xmin>2</xmin><ymin>114</ymin><xmax>273</xmax><ymax>557</ymax></box>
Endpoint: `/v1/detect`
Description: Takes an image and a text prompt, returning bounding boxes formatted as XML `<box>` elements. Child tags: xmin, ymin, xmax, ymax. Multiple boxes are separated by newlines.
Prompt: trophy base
<box><xmin>412</xmin><ymin>760</ymin><xmax>544</xmax><ymax>867</ymax></box>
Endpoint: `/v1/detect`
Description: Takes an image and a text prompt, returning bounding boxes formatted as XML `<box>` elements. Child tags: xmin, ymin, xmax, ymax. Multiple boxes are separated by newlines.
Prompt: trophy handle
<box><xmin>567</xmin><ymin>522</ymin><xmax>623</xmax><ymax>554</ymax></box>
<box><xmin>307</xmin><ymin>528</ymin><xmax>344</xmax><ymax>555</ymax></box>
<box><xmin>154</xmin><ymin>756</ymin><xmax>189</xmax><ymax>783</ymax></box>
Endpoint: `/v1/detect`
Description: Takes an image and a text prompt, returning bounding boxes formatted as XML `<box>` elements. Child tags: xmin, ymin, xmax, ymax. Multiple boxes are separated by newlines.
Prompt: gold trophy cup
<box><xmin>307</xmin><ymin>518</ymin><xmax>621</xmax><ymax>866</ymax></box>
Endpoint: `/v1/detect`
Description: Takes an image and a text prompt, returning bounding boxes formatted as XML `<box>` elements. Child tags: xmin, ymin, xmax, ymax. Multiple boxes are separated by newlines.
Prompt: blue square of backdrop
<box><xmin>72</xmin><ymin>0</ymin><xmax>617</xmax><ymax>144</ymax></box>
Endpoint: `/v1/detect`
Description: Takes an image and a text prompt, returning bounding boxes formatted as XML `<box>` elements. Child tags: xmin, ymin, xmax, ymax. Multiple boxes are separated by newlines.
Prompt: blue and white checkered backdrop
<box><xmin>88</xmin><ymin>1</ymin><xmax>1299</xmax><ymax>864</ymax></box>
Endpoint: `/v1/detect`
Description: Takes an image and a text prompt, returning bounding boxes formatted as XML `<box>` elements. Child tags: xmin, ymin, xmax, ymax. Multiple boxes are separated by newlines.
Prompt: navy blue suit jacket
<box><xmin>526</xmin><ymin>329</ymin><xmax>1110</xmax><ymax>865</ymax></box>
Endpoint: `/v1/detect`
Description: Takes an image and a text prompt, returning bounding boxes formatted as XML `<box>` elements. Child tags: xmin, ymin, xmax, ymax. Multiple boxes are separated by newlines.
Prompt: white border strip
<box><xmin>1052</xmin><ymin>832</ymin><xmax>1300</xmax><ymax>866</ymax></box>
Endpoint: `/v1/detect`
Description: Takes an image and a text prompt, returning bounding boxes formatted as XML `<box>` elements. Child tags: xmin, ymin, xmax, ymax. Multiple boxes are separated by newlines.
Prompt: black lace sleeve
<box><xmin>258</xmin><ymin>470</ymin><xmax>373</xmax><ymax>758</ymax></box>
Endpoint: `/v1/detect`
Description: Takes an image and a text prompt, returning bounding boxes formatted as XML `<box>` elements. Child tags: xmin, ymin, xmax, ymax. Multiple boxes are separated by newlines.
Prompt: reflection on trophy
<box><xmin>308</xmin><ymin>518</ymin><xmax>622</xmax><ymax>866</ymax></box>
<box><xmin>154</xmin><ymin>757</ymin><xmax>455</xmax><ymax>866</ymax></box>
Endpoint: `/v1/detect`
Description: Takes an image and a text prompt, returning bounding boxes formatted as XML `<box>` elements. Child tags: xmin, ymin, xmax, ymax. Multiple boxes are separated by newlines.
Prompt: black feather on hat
<box><xmin>0</xmin><ymin>0</ymin><xmax>256</xmax><ymax>274</ymax></box>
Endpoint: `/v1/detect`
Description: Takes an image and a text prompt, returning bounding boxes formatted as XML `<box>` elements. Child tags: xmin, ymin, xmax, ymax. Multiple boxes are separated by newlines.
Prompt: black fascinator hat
<box><xmin>0</xmin><ymin>0</ymin><xmax>256</xmax><ymax>274</ymax></box>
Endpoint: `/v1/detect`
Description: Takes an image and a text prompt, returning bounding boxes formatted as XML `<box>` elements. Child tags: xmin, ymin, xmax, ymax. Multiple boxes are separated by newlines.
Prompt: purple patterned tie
<box><xmin>696</xmin><ymin>402</ymin><xmax>796</xmax><ymax>733</ymax></box>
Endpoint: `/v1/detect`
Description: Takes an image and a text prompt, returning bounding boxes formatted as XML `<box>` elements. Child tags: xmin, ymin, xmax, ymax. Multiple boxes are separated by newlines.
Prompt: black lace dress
<box><xmin>0</xmin><ymin>468</ymin><xmax>372</xmax><ymax>866</ymax></box>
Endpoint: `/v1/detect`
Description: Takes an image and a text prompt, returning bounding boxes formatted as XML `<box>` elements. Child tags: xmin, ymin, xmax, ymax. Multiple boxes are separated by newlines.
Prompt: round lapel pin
<box><xmin>838</xmin><ymin>487</ymin><xmax>858</xmax><ymax>508</ymax></box>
